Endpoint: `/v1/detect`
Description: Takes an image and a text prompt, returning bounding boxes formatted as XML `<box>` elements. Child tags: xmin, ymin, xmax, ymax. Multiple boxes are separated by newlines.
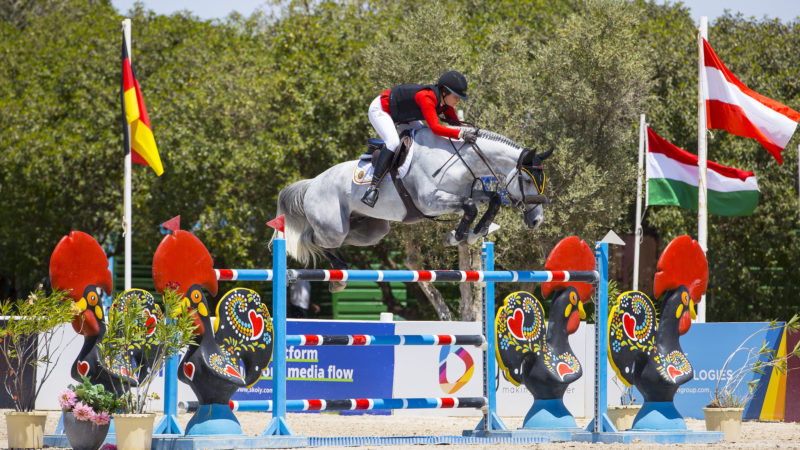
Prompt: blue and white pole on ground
<box><xmin>262</xmin><ymin>235</ymin><xmax>293</xmax><ymax>436</ymax></box>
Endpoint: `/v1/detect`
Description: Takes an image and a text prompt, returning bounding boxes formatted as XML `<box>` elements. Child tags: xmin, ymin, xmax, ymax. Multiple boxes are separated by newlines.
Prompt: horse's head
<box><xmin>506</xmin><ymin>148</ymin><xmax>553</xmax><ymax>229</ymax></box>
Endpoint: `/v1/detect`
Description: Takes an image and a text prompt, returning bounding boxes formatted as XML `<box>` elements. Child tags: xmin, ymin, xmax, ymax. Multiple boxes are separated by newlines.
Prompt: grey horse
<box><xmin>275</xmin><ymin>126</ymin><xmax>552</xmax><ymax>291</ymax></box>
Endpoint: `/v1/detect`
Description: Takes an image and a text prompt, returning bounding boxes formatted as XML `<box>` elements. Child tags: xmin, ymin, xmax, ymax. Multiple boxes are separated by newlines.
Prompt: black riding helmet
<box><xmin>437</xmin><ymin>70</ymin><xmax>469</xmax><ymax>100</ymax></box>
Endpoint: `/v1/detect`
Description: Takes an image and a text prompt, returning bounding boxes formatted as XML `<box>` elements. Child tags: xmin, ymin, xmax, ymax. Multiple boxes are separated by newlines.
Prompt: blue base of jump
<box><xmin>464</xmin><ymin>428</ymin><xmax>577</xmax><ymax>442</ymax></box>
<box><xmin>571</xmin><ymin>430</ymin><xmax>723</xmax><ymax>444</ymax></box>
<box><xmin>46</xmin><ymin>433</ymin><xmax>308</xmax><ymax>449</ymax></box>
<box><xmin>522</xmin><ymin>398</ymin><xmax>577</xmax><ymax>429</ymax></box>
<box><xmin>462</xmin><ymin>428</ymin><xmax>722</xmax><ymax>444</ymax></box>
<box><xmin>631</xmin><ymin>401</ymin><xmax>687</xmax><ymax>430</ymax></box>
<box><xmin>185</xmin><ymin>403</ymin><xmax>243</xmax><ymax>436</ymax></box>
<box><xmin>154</xmin><ymin>413</ymin><xmax>184</xmax><ymax>435</ymax></box>
<box><xmin>313</xmin><ymin>434</ymin><xmax>548</xmax><ymax>446</ymax></box>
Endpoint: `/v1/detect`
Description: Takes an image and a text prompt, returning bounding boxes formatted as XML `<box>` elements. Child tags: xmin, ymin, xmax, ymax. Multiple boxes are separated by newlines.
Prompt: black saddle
<box><xmin>363</xmin><ymin>130</ymin><xmax>412</xmax><ymax>169</ymax></box>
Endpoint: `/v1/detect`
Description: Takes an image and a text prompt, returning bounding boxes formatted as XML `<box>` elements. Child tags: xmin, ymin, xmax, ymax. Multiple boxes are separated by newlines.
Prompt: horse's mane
<box><xmin>451</xmin><ymin>126</ymin><xmax>522</xmax><ymax>150</ymax></box>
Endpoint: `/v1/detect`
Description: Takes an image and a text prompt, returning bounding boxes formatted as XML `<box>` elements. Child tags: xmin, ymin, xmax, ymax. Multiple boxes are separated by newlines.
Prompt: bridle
<box><xmin>435</xmin><ymin>130</ymin><xmax>549</xmax><ymax>211</ymax></box>
<box><xmin>503</xmin><ymin>149</ymin><xmax>548</xmax><ymax>210</ymax></box>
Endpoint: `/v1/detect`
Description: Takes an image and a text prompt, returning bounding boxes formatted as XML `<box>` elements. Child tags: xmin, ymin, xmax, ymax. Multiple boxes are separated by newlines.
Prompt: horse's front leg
<box><xmin>444</xmin><ymin>198</ymin><xmax>478</xmax><ymax>246</ymax></box>
<box><xmin>323</xmin><ymin>249</ymin><xmax>350</xmax><ymax>293</ymax></box>
<box><xmin>467</xmin><ymin>192</ymin><xmax>502</xmax><ymax>245</ymax></box>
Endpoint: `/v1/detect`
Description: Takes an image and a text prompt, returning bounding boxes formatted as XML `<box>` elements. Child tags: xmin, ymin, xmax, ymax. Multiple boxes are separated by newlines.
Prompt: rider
<box><xmin>361</xmin><ymin>70</ymin><xmax>478</xmax><ymax>207</ymax></box>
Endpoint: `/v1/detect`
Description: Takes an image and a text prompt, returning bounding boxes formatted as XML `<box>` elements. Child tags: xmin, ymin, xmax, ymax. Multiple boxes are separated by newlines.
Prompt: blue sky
<box><xmin>111</xmin><ymin>0</ymin><xmax>800</xmax><ymax>23</ymax></box>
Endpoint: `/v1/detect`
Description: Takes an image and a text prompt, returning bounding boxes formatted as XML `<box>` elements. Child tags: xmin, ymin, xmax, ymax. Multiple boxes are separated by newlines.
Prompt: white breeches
<box><xmin>368</xmin><ymin>95</ymin><xmax>402</xmax><ymax>152</ymax></box>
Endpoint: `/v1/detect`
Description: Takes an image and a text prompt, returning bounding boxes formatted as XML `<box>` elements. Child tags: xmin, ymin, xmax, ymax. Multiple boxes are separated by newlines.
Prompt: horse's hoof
<box><xmin>444</xmin><ymin>231</ymin><xmax>461</xmax><ymax>246</ymax></box>
<box><xmin>329</xmin><ymin>280</ymin><xmax>347</xmax><ymax>293</ymax></box>
<box><xmin>467</xmin><ymin>230</ymin><xmax>484</xmax><ymax>245</ymax></box>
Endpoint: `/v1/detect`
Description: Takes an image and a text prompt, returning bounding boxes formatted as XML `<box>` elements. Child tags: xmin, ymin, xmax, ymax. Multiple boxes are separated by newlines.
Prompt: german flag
<box><xmin>121</xmin><ymin>36</ymin><xmax>163</xmax><ymax>176</ymax></box>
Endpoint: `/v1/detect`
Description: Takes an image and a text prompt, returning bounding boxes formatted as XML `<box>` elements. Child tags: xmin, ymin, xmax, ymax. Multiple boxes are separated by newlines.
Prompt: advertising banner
<box><xmin>393</xmin><ymin>321</ymin><xmax>484</xmax><ymax>416</ymax></box>
<box><xmin>674</xmin><ymin>322</ymin><xmax>778</xmax><ymax>419</ymax></box>
<box><xmin>232</xmin><ymin>319</ymin><xmax>395</xmax><ymax>414</ymax></box>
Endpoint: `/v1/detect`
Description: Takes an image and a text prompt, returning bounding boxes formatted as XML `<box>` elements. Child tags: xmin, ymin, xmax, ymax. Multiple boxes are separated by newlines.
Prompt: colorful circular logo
<box><xmin>438</xmin><ymin>346</ymin><xmax>475</xmax><ymax>394</ymax></box>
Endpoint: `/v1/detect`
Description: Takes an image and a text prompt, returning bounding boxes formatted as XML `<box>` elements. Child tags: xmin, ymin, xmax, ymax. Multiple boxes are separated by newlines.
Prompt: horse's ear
<box><xmin>538</xmin><ymin>148</ymin><xmax>554</xmax><ymax>160</ymax></box>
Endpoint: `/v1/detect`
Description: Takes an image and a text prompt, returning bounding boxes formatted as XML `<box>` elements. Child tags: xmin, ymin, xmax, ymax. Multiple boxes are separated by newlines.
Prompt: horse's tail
<box><xmin>273</xmin><ymin>179</ymin><xmax>324</xmax><ymax>267</ymax></box>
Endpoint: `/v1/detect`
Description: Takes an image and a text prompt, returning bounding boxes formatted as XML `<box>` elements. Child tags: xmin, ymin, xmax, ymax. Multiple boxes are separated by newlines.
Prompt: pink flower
<box><xmin>58</xmin><ymin>388</ymin><xmax>77</xmax><ymax>410</ymax></box>
<box><xmin>90</xmin><ymin>411</ymin><xmax>111</xmax><ymax>425</ymax></box>
<box><xmin>72</xmin><ymin>401</ymin><xmax>94</xmax><ymax>421</ymax></box>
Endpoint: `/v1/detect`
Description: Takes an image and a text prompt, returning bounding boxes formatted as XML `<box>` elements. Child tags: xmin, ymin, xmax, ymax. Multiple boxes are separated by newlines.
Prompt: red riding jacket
<box><xmin>380</xmin><ymin>88</ymin><xmax>461</xmax><ymax>140</ymax></box>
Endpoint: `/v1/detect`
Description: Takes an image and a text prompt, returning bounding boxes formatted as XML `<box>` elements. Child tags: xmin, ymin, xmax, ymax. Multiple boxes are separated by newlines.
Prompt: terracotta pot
<box><xmin>703</xmin><ymin>407</ymin><xmax>743</xmax><ymax>441</ymax></box>
<box><xmin>5</xmin><ymin>411</ymin><xmax>48</xmax><ymax>449</ymax></box>
<box><xmin>63</xmin><ymin>411</ymin><xmax>110</xmax><ymax>450</ymax></box>
<box><xmin>607</xmin><ymin>405</ymin><xmax>641</xmax><ymax>431</ymax></box>
<box><xmin>114</xmin><ymin>413</ymin><xmax>155</xmax><ymax>450</ymax></box>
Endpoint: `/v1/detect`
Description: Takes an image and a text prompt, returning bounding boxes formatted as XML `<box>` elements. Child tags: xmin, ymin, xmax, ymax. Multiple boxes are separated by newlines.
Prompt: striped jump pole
<box><xmin>287</xmin><ymin>334</ymin><xmax>485</xmax><ymax>347</ymax></box>
<box><xmin>215</xmin><ymin>268</ymin><xmax>598</xmax><ymax>284</ymax></box>
<box><xmin>232</xmin><ymin>397</ymin><xmax>487</xmax><ymax>412</ymax></box>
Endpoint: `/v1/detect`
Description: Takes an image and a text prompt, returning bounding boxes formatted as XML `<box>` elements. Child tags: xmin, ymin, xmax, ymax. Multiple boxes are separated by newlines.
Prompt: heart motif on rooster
<box><xmin>77</xmin><ymin>360</ymin><xmax>90</xmax><ymax>377</ymax></box>
<box><xmin>248</xmin><ymin>310</ymin><xmax>264</xmax><ymax>340</ymax></box>
<box><xmin>183</xmin><ymin>362</ymin><xmax>195</xmax><ymax>381</ymax></box>
<box><xmin>507</xmin><ymin>309</ymin><xmax>525</xmax><ymax>341</ymax></box>
<box><xmin>667</xmin><ymin>365</ymin><xmax>684</xmax><ymax>381</ymax></box>
<box><xmin>622</xmin><ymin>312</ymin><xmax>638</xmax><ymax>341</ymax></box>
<box><xmin>556</xmin><ymin>362</ymin><xmax>576</xmax><ymax>380</ymax></box>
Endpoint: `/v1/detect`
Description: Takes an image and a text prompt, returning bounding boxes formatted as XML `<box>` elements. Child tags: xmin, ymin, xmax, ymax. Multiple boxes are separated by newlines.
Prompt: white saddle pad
<box><xmin>352</xmin><ymin>140</ymin><xmax>415</xmax><ymax>185</ymax></box>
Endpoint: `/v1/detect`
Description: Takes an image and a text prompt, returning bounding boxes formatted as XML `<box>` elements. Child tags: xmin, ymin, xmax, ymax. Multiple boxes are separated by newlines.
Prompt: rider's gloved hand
<box><xmin>462</xmin><ymin>131</ymin><xmax>478</xmax><ymax>144</ymax></box>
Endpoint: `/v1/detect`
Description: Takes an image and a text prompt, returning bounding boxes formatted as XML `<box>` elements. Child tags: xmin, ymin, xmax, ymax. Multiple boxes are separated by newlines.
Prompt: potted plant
<box><xmin>703</xmin><ymin>314</ymin><xmax>800</xmax><ymax>441</ymax></box>
<box><xmin>0</xmin><ymin>288</ymin><xmax>75</xmax><ymax>449</ymax></box>
<box><xmin>59</xmin><ymin>376</ymin><xmax>119</xmax><ymax>450</ymax></box>
<box><xmin>97</xmin><ymin>288</ymin><xmax>196</xmax><ymax>450</ymax></box>
<box><xmin>607</xmin><ymin>377</ymin><xmax>640</xmax><ymax>431</ymax></box>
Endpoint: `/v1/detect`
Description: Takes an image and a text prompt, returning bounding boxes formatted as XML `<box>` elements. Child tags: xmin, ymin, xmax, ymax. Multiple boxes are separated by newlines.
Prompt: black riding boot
<box><xmin>361</xmin><ymin>146</ymin><xmax>394</xmax><ymax>207</ymax></box>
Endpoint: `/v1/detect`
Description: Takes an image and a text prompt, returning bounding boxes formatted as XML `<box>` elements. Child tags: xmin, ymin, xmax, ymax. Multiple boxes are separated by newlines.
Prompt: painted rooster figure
<box><xmin>49</xmin><ymin>231</ymin><xmax>138</xmax><ymax>392</ymax></box>
<box><xmin>608</xmin><ymin>235</ymin><xmax>707</xmax><ymax>430</ymax></box>
<box><xmin>152</xmin><ymin>230</ymin><xmax>274</xmax><ymax>435</ymax></box>
<box><xmin>495</xmin><ymin>236</ymin><xmax>595</xmax><ymax>428</ymax></box>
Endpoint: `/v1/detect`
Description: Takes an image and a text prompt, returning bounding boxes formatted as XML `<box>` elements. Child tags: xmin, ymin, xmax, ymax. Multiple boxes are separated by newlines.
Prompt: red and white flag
<box><xmin>702</xmin><ymin>38</ymin><xmax>800</xmax><ymax>164</ymax></box>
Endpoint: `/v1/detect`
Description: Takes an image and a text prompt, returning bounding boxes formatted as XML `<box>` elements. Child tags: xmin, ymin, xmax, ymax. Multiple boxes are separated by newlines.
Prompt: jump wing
<box><xmin>607</xmin><ymin>291</ymin><xmax>657</xmax><ymax>387</ymax></box>
<box><xmin>495</xmin><ymin>291</ymin><xmax>546</xmax><ymax>386</ymax></box>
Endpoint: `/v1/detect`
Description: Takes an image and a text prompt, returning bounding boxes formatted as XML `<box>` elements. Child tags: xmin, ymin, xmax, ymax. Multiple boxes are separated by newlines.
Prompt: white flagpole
<box><xmin>122</xmin><ymin>19</ymin><xmax>132</xmax><ymax>291</ymax></box>
<box><xmin>696</xmin><ymin>16</ymin><xmax>709</xmax><ymax>323</ymax></box>
<box><xmin>633</xmin><ymin>114</ymin><xmax>646</xmax><ymax>291</ymax></box>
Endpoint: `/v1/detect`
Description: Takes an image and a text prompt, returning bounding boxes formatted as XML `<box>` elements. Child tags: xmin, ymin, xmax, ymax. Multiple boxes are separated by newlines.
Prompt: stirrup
<box><xmin>361</xmin><ymin>187</ymin><xmax>379</xmax><ymax>207</ymax></box>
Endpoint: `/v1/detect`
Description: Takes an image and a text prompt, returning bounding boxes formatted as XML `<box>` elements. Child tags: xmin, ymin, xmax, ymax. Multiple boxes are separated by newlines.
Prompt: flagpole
<box><xmin>633</xmin><ymin>114</ymin><xmax>646</xmax><ymax>291</ymax></box>
<box><xmin>696</xmin><ymin>16</ymin><xmax>709</xmax><ymax>323</ymax></box>
<box><xmin>122</xmin><ymin>19</ymin><xmax>132</xmax><ymax>291</ymax></box>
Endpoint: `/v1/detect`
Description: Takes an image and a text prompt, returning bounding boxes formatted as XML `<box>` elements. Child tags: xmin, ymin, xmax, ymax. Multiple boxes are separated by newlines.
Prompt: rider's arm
<box><xmin>415</xmin><ymin>90</ymin><xmax>462</xmax><ymax>140</ymax></box>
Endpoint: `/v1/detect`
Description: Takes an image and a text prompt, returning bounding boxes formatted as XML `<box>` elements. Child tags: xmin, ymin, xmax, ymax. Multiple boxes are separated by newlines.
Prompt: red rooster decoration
<box><xmin>607</xmin><ymin>235</ymin><xmax>707</xmax><ymax>429</ymax></box>
<box><xmin>49</xmin><ymin>231</ymin><xmax>136</xmax><ymax>390</ymax></box>
<box><xmin>152</xmin><ymin>230</ymin><xmax>273</xmax><ymax>416</ymax></box>
<box><xmin>495</xmin><ymin>236</ymin><xmax>594</xmax><ymax>428</ymax></box>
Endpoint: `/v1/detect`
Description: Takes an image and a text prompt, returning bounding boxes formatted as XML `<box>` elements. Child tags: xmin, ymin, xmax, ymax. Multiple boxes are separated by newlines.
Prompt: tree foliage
<box><xmin>1</xmin><ymin>0</ymin><xmax>798</xmax><ymax>321</ymax></box>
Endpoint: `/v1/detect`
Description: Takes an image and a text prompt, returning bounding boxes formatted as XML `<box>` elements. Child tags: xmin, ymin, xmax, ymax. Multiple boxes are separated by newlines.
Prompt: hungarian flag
<box><xmin>702</xmin><ymin>38</ymin><xmax>800</xmax><ymax>164</ymax></box>
<box><xmin>121</xmin><ymin>36</ymin><xmax>163</xmax><ymax>176</ymax></box>
<box><xmin>647</xmin><ymin>127</ymin><xmax>759</xmax><ymax>216</ymax></box>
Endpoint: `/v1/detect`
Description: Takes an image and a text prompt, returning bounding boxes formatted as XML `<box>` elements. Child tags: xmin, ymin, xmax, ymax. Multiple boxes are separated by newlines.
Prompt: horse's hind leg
<box><xmin>343</xmin><ymin>216</ymin><xmax>391</xmax><ymax>246</ymax></box>
<box><xmin>323</xmin><ymin>249</ymin><xmax>350</xmax><ymax>293</ymax></box>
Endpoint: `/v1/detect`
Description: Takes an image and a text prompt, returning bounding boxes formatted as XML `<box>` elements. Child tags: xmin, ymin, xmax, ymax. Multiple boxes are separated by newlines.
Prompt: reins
<box><xmin>431</xmin><ymin>126</ymin><xmax>530</xmax><ymax>210</ymax></box>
